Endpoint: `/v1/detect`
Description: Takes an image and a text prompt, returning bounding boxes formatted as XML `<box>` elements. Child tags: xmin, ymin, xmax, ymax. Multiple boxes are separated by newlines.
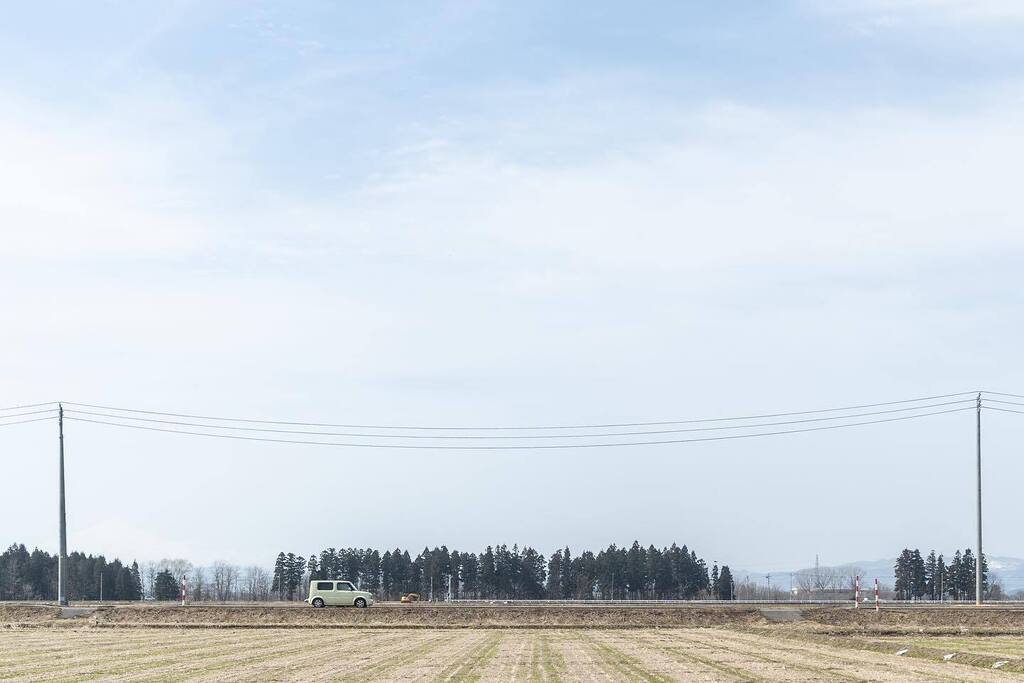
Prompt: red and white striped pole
<box><xmin>180</xmin><ymin>576</ymin><xmax>187</xmax><ymax>607</ymax></box>
<box><xmin>874</xmin><ymin>578</ymin><xmax>879</xmax><ymax>612</ymax></box>
<box><xmin>855</xmin><ymin>575</ymin><xmax>860</xmax><ymax>608</ymax></box>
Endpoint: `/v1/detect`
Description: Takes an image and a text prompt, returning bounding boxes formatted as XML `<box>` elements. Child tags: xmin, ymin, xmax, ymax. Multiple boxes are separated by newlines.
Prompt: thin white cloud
<box><xmin>812</xmin><ymin>0</ymin><xmax>1024</xmax><ymax>28</ymax></box>
<box><xmin>4</xmin><ymin>65</ymin><xmax>1024</xmax><ymax>565</ymax></box>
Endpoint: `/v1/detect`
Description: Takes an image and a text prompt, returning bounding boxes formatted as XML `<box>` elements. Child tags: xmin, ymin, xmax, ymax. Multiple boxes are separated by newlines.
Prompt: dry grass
<box><xmin>4</xmin><ymin>627</ymin><xmax>1024</xmax><ymax>682</ymax></box>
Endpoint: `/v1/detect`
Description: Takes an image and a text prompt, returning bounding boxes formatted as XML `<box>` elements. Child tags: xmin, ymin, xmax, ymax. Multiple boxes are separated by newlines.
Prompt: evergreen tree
<box><xmin>894</xmin><ymin>549</ymin><xmax>912</xmax><ymax>600</ymax></box>
<box><xmin>283</xmin><ymin>553</ymin><xmax>304</xmax><ymax>600</ymax></box>
<box><xmin>463</xmin><ymin>552</ymin><xmax>479</xmax><ymax>599</ymax></box>
<box><xmin>924</xmin><ymin>550</ymin><xmax>938</xmax><ymax>600</ymax></box>
<box><xmin>948</xmin><ymin>550</ymin><xmax>963</xmax><ymax>600</ymax></box>
<box><xmin>935</xmin><ymin>554</ymin><xmax>947</xmax><ymax>601</ymax></box>
<box><xmin>519</xmin><ymin>547</ymin><xmax>546</xmax><ymax>599</ymax></box>
<box><xmin>363</xmin><ymin>549</ymin><xmax>382</xmax><ymax>596</ymax></box>
<box><xmin>559</xmin><ymin>547</ymin><xmax>574</xmax><ymax>599</ymax></box>
<box><xmin>625</xmin><ymin>541</ymin><xmax>646</xmax><ymax>599</ymax></box>
<box><xmin>272</xmin><ymin>552</ymin><xmax>286</xmax><ymax>600</ymax></box>
<box><xmin>546</xmin><ymin>550</ymin><xmax>563</xmax><ymax>599</ymax></box>
<box><xmin>130</xmin><ymin>561</ymin><xmax>143</xmax><ymax>601</ymax></box>
<box><xmin>961</xmin><ymin>548</ymin><xmax>976</xmax><ymax>600</ymax></box>
<box><xmin>714</xmin><ymin>565</ymin><xmax>735</xmax><ymax>600</ymax></box>
<box><xmin>154</xmin><ymin>570</ymin><xmax>178</xmax><ymax>601</ymax></box>
<box><xmin>319</xmin><ymin>548</ymin><xmax>336</xmax><ymax>579</ymax></box>
<box><xmin>910</xmin><ymin>549</ymin><xmax>927</xmax><ymax>599</ymax></box>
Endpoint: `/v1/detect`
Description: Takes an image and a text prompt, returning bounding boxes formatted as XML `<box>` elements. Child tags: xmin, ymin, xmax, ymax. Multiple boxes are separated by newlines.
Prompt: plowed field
<box><xmin>3</xmin><ymin>627</ymin><xmax>1024</xmax><ymax>682</ymax></box>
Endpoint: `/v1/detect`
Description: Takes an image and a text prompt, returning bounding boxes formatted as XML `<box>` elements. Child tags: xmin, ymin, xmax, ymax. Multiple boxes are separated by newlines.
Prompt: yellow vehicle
<box><xmin>400</xmin><ymin>592</ymin><xmax>421</xmax><ymax>603</ymax></box>
<box><xmin>306</xmin><ymin>580</ymin><xmax>374</xmax><ymax>608</ymax></box>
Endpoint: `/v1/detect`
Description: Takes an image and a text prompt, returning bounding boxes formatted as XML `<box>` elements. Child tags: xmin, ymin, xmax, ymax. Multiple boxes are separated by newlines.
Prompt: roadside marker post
<box><xmin>874</xmin><ymin>578</ymin><xmax>879</xmax><ymax>612</ymax></box>
<box><xmin>854</xmin><ymin>575</ymin><xmax>860</xmax><ymax>608</ymax></box>
<box><xmin>180</xmin><ymin>576</ymin><xmax>187</xmax><ymax>607</ymax></box>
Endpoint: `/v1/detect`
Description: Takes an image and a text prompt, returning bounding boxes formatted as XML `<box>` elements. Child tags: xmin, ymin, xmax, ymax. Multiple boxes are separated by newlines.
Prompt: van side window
<box><xmin>316</xmin><ymin>582</ymin><xmax>333</xmax><ymax>590</ymax></box>
<box><xmin>339</xmin><ymin>582</ymin><xmax>353</xmax><ymax>591</ymax></box>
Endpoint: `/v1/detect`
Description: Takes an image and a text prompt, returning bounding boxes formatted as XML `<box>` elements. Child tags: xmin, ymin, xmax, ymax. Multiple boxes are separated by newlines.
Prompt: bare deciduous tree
<box><xmin>191</xmin><ymin>566</ymin><xmax>206</xmax><ymax>601</ymax></box>
<box><xmin>211</xmin><ymin>561</ymin><xmax>239</xmax><ymax>601</ymax></box>
<box><xmin>243</xmin><ymin>566</ymin><xmax>271</xmax><ymax>601</ymax></box>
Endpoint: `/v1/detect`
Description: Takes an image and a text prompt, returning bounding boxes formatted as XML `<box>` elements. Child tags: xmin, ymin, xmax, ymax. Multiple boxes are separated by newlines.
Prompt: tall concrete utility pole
<box><xmin>58</xmin><ymin>403</ymin><xmax>68</xmax><ymax>607</ymax></box>
<box><xmin>976</xmin><ymin>393</ymin><xmax>983</xmax><ymax>606</ymax></box>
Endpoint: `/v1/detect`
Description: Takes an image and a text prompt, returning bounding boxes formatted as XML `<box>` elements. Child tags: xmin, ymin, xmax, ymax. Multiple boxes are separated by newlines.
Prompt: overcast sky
<box><xmin>3</xmin><ymin>1</ymin><xmax>1024</xmax><ymax>572</ymax></box>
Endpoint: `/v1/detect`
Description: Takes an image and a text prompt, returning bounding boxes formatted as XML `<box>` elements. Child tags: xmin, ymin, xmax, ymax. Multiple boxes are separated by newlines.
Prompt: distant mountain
<box><xmin>734</xmin><ymin>556</ymin><xmax>1024</xmax><ymax>594</ymax></box>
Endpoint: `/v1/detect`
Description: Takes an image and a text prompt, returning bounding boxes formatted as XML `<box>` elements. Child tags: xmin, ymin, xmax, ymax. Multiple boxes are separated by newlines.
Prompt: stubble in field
<box><xmin>4</xmin><ymin>626</ymin><xmax>1024</xmax><ymax>681</ymax></box>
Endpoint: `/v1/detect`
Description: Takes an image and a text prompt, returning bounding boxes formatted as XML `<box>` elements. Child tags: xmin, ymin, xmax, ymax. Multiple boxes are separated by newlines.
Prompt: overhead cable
<box><xmin>61</xmin><ymin>399</ymin><xmax>976</xmax><ymax>440</ymax></box>
<box><xmin>60</xmin><ymin>391</ymin><xmax>979</xmax><ymax>431</ymax></box>
<box><xmin>63</xmin><ymin>405</ymin><xmax>974</xmax><ymax>450</ymax></box>
<box><xmin>0</xmin><ymin>415</ymin><xmax>58</xmax><ymax>427</ymax></box>
<box><xmin>0</xmin><ymin>401</ymin><xmax>58</xmax><ymax>412</ymax></box>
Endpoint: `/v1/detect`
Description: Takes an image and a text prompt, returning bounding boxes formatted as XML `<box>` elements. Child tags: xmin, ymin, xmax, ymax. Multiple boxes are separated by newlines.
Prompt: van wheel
<box><xmin>354</xmin><ymin>598</ymin><xmax>367</xmax><ymax>608</ymax></box>
<box><xmin>312</xmin><ymin>598</ymin><xmax>325</xmax><ymax>608</ymax></box>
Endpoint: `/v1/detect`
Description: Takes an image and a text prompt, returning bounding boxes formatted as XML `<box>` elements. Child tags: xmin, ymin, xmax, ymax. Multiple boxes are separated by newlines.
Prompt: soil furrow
<box><xmin>678</xmin><ymin>630</ymin><xmax>870</xmax><ymax>682</ymax></box>
<box><xmin>582</xmin><ymin>631</ymin><xmax>677</xmax><ymax>683</ymax></box>
<box><xmin>723</xmin><ymin>629</ymin><xmax>1013</xmax><ymax>683</ymax></box>
<box><xmin>609</xmin><ymin>630</ymin><xmax>765</xmax><ymax>682</ymax></box>
<box><xmin>430</xmin><ymin>631</ymin><xmax>503</xmax><ymax>682</ymax></box>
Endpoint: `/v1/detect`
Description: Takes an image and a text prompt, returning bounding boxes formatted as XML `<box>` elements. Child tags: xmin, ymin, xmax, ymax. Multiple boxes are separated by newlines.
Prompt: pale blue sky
<box><xmin>2</xmin><ymin>1</ymin><xmax>1024</xmax><ymax>570</ymax></box>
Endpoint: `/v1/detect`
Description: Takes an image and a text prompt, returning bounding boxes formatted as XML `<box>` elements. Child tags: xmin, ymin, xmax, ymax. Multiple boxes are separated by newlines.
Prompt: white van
<box><xmin>306</xmin><ymin>580</ymin><xmax>374</xmax><ymax>608</ymax></box>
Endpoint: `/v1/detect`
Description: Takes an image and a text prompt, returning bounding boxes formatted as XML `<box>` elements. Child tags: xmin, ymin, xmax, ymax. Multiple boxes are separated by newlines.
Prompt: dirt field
<box><xmin>3</xmin><ymin>626</ymin><xmax>1024</xmax><ymax>681</ymax></box>
<box><xmin>5</xmin><ymin>605</ymin><xmax>1024</xmax><ymax>681</ymax></box>
<box><xmin>7</xmin><ymin>603</ymin><xmax>1024</xmax><ymax>631</ymax></box>
<box><xmin>0</xmin><ymin>603</ymin><xmax>771</xmax><ymax>629</ymax></box>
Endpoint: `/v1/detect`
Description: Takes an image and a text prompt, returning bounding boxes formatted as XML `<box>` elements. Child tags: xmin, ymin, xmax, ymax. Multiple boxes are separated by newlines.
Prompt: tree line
<box><xmin>274</xmin><ymin>541</ymin><xmax>735</xmax><ymax>601</ymax></box>
<box><xmin>1</xmin><ymin>544</ymin><xmax>275</xmax><ymax>602</ymax></box>
<box><xmin>0</xmin><ymin>543</ymin><xmax>143</xmax><ymax>601</ymax></box>
<box><xmin>893</xmin><ymin>548</ymin><xmax>990</xmax><ymax>601</ymax></box>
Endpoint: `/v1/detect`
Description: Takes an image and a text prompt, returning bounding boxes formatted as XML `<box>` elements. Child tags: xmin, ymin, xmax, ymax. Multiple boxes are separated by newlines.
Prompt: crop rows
<box><xmin>2</xmin><ymin>627</ymin><xmax>1022</xmax><ymax>681</ymax></box>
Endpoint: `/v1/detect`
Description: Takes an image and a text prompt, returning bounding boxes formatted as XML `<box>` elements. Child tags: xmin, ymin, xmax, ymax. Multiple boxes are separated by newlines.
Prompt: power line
<box><xmin>60</xmin><ymin>399</ymin><xmax>977</xmax><ymax>440</ymax></box>
<box><xmin>982</xmin><ymin>406</ymin><xmax>1024</xmax><ymax>416</ymax></box>
<box><xmin>0</xmin><ymin>408</ymin><xmax>60</xmax><ymax>421</ymax></box>
<box><xmin>981</xmin><ymin>390</ymin><xmax>1024</xmax><ymax>400</ymax></box>
<box><xmin>63</xmin><ymin>405</ymin><xmax>974</xmax><ymax>450</ymax></box>
<box><xmin>0</xmin><ymin>401</ymin><xmax>58</xmax><ymax>412</ymax></box>
<box><xmin>983</xmin><ymin>398</ymin><xmax>1024</xmax><ymax>408</ymax></box>
<box><xmin>61</xmin><ymin>390</ymin><xmax>979</xmax><ymax>431</ymax></box>
<box><xmin>0</xmin><ymin>415</ymin><xmax>58</xmax><ymax>427</ymax></box>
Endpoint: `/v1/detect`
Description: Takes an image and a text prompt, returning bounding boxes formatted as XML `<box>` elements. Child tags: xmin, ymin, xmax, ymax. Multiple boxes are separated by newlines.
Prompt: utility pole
<box><xmin>976</xmin><ymin>392</ymin><xmax>983</xmax><ymax>606</ymax></box>
<box><xmin>58</xmin><ymin>403</ymin><xmax>68</xmax><ymax>607</ymax></box>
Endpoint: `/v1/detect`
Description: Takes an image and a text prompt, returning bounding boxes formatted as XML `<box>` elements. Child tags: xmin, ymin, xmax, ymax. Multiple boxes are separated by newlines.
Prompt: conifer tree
<box><xmin>714</xmin><ymin>565</ymin><xmax>735</xmax><ymax>600</ymax></box>
<box><xmin>559</xmin><ymin>547</ymin><xmax>574</xmax><ymax>599</ymax></box>
<box><xmin>272</xmin><ymin>552</ymin><xmax>286</xmax><ymax>600</ymax></box>
<box><xmin>306</xmin><ymin>554</ymin><xmax>319</xmax><ymax>582</ymax></box>
<box><xmin>462</xmin><ymin>553</ymin><xmax>479</xmax><ymax>599</ymax></box>
<box><xmin>961</xmin><ymin>548</ymin><xmax>976</xmax><ymax>600</ymax></box>
<box><xmin>936</xmin><ymin>554</ymin><xmax>946</xmax><ymax>600</ymax></box>
<box><xmin>130</xmin><ymin>561</ymin><xmax>143</xmax><ymax>601</ymax></box>
<box><xmin>924</xmin><ymin>550</ymin><xmax>938</xmax><ymax>600</ymax></box>
<box><xmin>154</xmin><ymin>570</ymin><xmax>178</xmax><ymax>601</ymax></box>
<box><xmin>910</xmin><ymin>549</ymin><xmax>927</xmax><ymax>599</ymax></box>
<box><xmin>546</xmin><ymin>550</ymin><xmax>563</xmax><ymax>599</ymax></box>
